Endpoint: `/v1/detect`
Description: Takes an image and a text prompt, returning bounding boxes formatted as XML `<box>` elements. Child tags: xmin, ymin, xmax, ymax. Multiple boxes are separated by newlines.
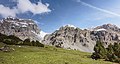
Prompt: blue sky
<box><xmin>0</xmin><ymin>0</ymin><xmax>120</xmax><ymax>33</ymax></box>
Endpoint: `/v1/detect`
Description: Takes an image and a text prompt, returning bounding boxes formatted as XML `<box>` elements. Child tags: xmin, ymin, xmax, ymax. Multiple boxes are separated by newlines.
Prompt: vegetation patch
<box><xmin>91</xmin><ymin>41</ymin><xmax>120</xmax><ymax>63</ymax></box>
<box><xmin>0</xmin><ymin>33</ymin><xmax>44</xmax><ymax>47</ymax></box>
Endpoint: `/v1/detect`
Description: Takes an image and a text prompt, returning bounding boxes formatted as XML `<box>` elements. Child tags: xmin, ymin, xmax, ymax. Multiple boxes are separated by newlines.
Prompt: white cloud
<box><xmin>0</xmin><ymin>5</ymin><xmax>17</xmax><ymax>17</ymax></box>
<box><xmin>0</xmin><ymin>0</ymin><xmax>51</xmax><ymax>17</ymax></box>
<box><xmin>78</xmin><ymin>0</ymin><xmax>120</xmax><ymax>17</ymax></box>
<box><xmin>16</xmin><ymin>0</ymin><xmax>51</xmax><ymax>14</ymax></box>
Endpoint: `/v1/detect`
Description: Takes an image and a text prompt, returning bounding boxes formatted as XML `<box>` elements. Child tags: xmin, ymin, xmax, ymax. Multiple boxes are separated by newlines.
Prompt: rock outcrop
<box><xmin>43</xmin><ymin>25</ymin><xmax>95</xmax><ymax>52</ymax></box>
<box><xmin>43</xmin><ymin>24</ymin><xmax>120</xmax><ymax>52</ymax></box>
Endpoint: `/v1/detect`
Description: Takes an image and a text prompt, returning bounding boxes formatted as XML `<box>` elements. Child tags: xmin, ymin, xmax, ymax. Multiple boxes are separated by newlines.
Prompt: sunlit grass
<box><xmin>0</xmin><ymin>43</ymin><xmax>115</xmax><ymax>64</ymax></box>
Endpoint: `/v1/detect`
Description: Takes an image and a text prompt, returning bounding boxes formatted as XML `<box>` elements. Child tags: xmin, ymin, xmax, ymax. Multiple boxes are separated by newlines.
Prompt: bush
<box><xmin>35</xmin><ymin>40</ymin><xmax>44</xmax><ymax>47</ymax></box>
<box><xmin>23</xmin><ymin>38</ymin><xmax>32</xmax><ymax>46</ymax></box>
<box><xmin>23</xmin><ymin>39</ymin><xmax>44</xmax><ymax>47</ymax></box>
<box><xmin>3</xmin><ymin>39</ymin><xmax>14</xmax><ymax>45</ymax></box>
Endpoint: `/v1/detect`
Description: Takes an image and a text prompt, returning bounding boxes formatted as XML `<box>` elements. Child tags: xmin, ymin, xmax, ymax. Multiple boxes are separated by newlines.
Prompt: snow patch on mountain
<box><xmin>95</xmin><ymin>28</ymin><xmax>106</xmax><ymax>31</ymax></box>
<box><xmin>40</xmin><ymin>31</ymin><xmax>48</xmax><ymax>38</ymax></box>
<box><xmin>63</xmin><ymin>24</ymin><xmax>77</xmax><ymax>28</ymax></box>
<box><xmin>31</xmin><ymin>30</ymin><xmax>47</xmax><ymax>39</ymax></box>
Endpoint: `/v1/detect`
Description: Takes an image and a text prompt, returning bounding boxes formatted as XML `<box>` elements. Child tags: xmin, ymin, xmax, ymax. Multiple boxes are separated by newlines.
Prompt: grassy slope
<box><xmin>0</xmin><ymin>43</ymin><xmax>115</xmax><ymax>64</ymax></box>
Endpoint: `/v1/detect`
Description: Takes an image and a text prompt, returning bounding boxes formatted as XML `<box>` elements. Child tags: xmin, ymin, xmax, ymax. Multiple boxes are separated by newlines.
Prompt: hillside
<box><xmin>0</xmin><ymin>43</ymin><xmax>114</xmax><ymax>64</ymax></box>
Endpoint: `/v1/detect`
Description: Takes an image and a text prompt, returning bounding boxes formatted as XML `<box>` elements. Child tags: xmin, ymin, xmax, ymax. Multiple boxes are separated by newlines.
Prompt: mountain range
<box><xmin>1</xmin><ymin>17</ymin><xmax>120</xmax><ymax>52</ymax></box>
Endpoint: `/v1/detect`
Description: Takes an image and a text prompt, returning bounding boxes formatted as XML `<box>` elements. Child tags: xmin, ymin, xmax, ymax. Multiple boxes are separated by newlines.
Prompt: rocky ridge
<box><xmin>43</xmin><ymin>24</ymin><xmax>120</xmax><ymax>52</ymax></box>
<box><xmin>1</xmin><ymin>17</ymin><xmax>120</xmax><ymax>52</ymax></box>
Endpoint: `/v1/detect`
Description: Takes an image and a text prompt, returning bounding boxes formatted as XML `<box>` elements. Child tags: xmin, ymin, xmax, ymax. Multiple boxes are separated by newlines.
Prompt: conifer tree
<box><xmin>91</xmin><ymin>41</ymin><xmax>107</xmax><ymax>59</ymax></box>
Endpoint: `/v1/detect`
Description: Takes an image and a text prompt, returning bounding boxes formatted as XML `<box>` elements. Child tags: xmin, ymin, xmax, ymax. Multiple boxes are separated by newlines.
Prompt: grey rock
<box><xmin>43</xmin><ymin>24</ymin><xmax>120</xmax><ymax>52</ymax></box>
<box><xmin>43</xmin><ymin>25</ymin><xmax>95</xmax><ymax>52</ymax></box>
<box><xmin>0</xmin><ymin>45</ymin><xmax>13</xmax><ymax>52</ymax></box>
<box><xmin>0</xmin><ymin>17</ymin><xmax>43</xmax><ymax>41</ymax></box>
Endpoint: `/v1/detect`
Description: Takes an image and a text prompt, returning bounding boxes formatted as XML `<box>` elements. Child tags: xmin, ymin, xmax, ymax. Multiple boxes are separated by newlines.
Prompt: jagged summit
<box><xmin>0</xmin><ymin>17</ymin><xmax>46</xmax><ymax>41</ymax></box>
<box><xmin>43</xmin><ymin>23</ymin><xmax>120</xmax><ymax>52</ymax></box>
<box><xmin>57</xmin><ymin>24</ymin><xmax>78</xmax><ymax>31</ymax></box>
<box><xmin>94</xmin><ymin>23</ymin><xmax>120</xmax><ymax>32</ymax></box>
<box><xmin>62</xmin><ymin>24</ymin><xmax>77</xmax><ymax>28</ymax></box>
<box><xmin>43</xmin><ymin>24</ymin><xmax>94</xmax><ymax>52</ymax></box>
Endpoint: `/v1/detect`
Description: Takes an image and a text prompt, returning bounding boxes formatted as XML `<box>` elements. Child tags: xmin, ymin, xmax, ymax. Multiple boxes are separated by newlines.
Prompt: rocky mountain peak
<box><xmin>58</xmin><ymin>24</ymin><xmax>79</xmax><ymax>32</ymax></box>
<box><xmin>63</xmin><ymin>24</ymin><xmax>77</xmax><ymax>28</ymax></box>
<box><xmin>43</xmin><ymin>24</ymin><xmax>94</xmax><ymax>52</ymax></box>
<box><xmin>43</xmin><ymin>23</ymin><xmax>120</xmax><ymax>52</ymax></box>
<box><xmin>94</xmin><ymin>24</ymin><xmax>120</xmax><ymax>32</ymax></box>
<box><xmin>0</xmin><ymin>17</ymin><xmax>46</xmax><ymax>41</ymax></box>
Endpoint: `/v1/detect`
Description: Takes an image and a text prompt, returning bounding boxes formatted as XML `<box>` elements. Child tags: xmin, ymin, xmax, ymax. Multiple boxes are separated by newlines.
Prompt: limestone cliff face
<box><xmin>43</xmin><ymin>24</ymin><xmax>120</xmax><ymax>52</ymax></box>
<box><xmin>94</xmin><ymin>24</ymin><xmax>120</xmax><ymax>32</ymax></box>
<box><xmin>0</xmin><ymin>17</ymin><xmax>43</xmax><ymax>41</ymax></box>
<box><xmin>91</xmin><ymin>24</ymin><xmax>120</xmax><ymax>47</ymax></box>
<box><xmin>43</xmin><ymin>25</ymin><xmax>96</xmax><ymax>52</ymax></box>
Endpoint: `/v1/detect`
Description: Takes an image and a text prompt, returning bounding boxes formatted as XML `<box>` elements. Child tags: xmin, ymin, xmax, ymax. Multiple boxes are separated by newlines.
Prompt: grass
<box><xmin>0</xmin><ymin>43</ymin><xmax>116</xmax><ymax>64</ymax></box>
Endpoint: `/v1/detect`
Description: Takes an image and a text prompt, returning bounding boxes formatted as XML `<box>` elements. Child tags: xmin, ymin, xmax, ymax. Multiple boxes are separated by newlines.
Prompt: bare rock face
<box><xmin>91</xmin><ymin>24</ymin><xmax>120</xmax><ymax>47</ymax></box>
<box><xmin>0</xmin><ymin>17</ymin><xmax>43</xmax><ymax>41</ymax></box>
<box><xmin>94</xmin><ymin>24</ymin><xmax>120</xmax><ymax>32</ymax></box>
<box><xmin>43</xmin><ymin>24</ymin><xmax>120</xmax><ymax>52</ymax></box>
<box><xmin>43</xmin><ymin>25</ymin><xmax>96</xmax><ymax>52</ymax></box>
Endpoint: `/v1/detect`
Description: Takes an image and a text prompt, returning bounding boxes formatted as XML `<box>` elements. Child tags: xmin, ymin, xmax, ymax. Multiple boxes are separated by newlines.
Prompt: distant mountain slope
<box><xmin>43</xmin><ymin>24</ymin><xmax>120</xmax><ymax>52</ymax></box>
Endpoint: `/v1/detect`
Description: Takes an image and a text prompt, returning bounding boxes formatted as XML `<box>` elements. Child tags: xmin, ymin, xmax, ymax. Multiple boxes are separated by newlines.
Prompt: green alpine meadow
<box><xmin>0</xmin><ymin>43</ymin><xmax>114</xmax><ymax>64</ymax></box>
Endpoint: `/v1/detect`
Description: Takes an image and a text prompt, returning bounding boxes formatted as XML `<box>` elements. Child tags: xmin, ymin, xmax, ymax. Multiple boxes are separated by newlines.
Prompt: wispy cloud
<box><xmin>0</xmin><ymin>0</ymin><xmax>51</xmax><ymax>18</ymax></box>
<box><xmin>77</xmin><ymin>0</ymin><xmax>120</xmax><ymax>17</ymax></box>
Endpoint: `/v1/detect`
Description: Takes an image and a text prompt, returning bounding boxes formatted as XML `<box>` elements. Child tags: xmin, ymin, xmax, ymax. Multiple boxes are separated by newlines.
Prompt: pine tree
<box><xmin>113</xmin><ymin>43</ymin><xmax>119</xmax><ymax>56</ymax></box>
<box><xmin>91</xmin><ymin>41</ymin><xmax>107</xmax><ymax>59</ymax></box>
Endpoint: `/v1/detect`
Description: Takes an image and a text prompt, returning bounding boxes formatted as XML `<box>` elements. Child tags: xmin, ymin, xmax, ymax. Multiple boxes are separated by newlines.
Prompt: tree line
<box><xmin>91</xmin><ymin>41</ymin><xmax>120</xmax><ymax>63</ymax></box>
<box><xmin>0</xmin><ymin>33</ymin><xmax>44</xmax><ymax>47</ymax></box>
